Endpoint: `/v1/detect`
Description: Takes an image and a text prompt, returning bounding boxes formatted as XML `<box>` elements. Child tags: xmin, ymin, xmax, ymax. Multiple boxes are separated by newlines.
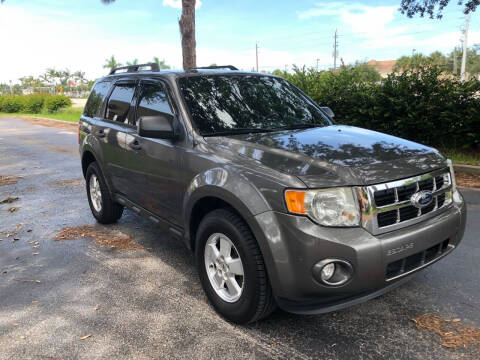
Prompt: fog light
<box><xmin>321</xmin><ymin>263</ymin><xmax>335</xmax><ymax>281</ymax></box>
<box><xmin>313</xmin><ymin>259</ymin><xmax>353</xmax><ymax>286</ymax></box>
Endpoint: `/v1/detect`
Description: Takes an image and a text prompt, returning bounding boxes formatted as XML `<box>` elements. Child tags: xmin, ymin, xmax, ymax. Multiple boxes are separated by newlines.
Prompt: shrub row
<box><xmin>0</xmin><ymin>94</ymin><xmax>71</xmax><ymax>113</ymax></box>
<box><xmin>279</xmin><ymin>66</ymin><xmax>480</xmax><ymax>150</ymax></box>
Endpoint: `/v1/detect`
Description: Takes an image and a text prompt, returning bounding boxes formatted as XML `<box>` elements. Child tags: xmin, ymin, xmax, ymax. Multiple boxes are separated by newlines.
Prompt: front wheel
<box><xmin>196</xmin><ymin>208</ymin><xmax>276</xmax><ymax>324</ymax></box>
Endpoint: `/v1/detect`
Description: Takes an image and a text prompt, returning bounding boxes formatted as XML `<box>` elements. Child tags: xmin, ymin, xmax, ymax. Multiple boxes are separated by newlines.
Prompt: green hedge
<box><xmin>0</xmin><ymin>94</ymin><xmax>71</xmax><ymax>114</ymax></box>
<box><xmin>280</xmin><ymin>66</ymin><xmax>480</xmax><ymax>150</ymax></box>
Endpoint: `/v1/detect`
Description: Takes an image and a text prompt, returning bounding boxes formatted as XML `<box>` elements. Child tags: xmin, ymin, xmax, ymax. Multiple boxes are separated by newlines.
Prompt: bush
<box><xmin>280</xmin><ymin>66</ymin><xmax>480</xmax><ymax>150</ymax></box>
<box><xmin>0</xmin><ymin>95</ymin><xmax>24</xmax><ymax>113</ymax></box>
<box><xmin>23</xmin><ymin>94</ymin><xmax>47</xmax><ymax>113</ymax></box>
<box><xmin>43</xmin><ymin>95</ymin><xmax>71</xmax><ymax>112</ymax></box>
<box><xmin>0</xmin><ymin>93</ymin><xmax>72</xmax><ymax>114</ymax></box>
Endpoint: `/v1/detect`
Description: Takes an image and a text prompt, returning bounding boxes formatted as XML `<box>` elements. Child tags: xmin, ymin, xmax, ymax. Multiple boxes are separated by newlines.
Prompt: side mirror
<box><xmin>137</xmin><ymin>114</ymin><xmax>175</xmax><ymax>139</ymax></box>
<box><xmin>320</xmin><ymin>106</ymin><xmax>334</xmax><ymax>118</ymax></box>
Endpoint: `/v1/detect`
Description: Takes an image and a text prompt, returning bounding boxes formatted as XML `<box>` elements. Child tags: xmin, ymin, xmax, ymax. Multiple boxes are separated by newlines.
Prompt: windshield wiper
<box><xmin>202</xmin><ymin>128</ymin><xmax>274</xmax><ymax>137</ymax></box>
<box><xmin>269</xmin><ymin>123</ymin><xmax>320</xmax><ymax>131</ymax></box>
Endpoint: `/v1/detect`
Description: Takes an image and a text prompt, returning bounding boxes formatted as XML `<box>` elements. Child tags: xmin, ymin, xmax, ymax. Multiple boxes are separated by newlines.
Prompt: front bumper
<box><xmin>252</xmin><ymin>190</ymin><xmax>467</xmax><ymax>314</ymax></box>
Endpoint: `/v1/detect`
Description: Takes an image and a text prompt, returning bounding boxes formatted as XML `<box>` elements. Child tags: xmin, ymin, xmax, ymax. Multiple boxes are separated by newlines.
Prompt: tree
<box><xmin>103</xmin><ymin>55</ymin><xmax>122</xmax><ymax>71</ymax></box>
<box><xmin>73</xmin><ymin>71</ymin><xmax>88</xmax><ymax>85</ymax></box>
<box><xmin>429</xmin><ymin>51</ymin><xmax>448</xmax><ymax>67</ymax></box>
<box><xmin>394</xmin><ymin>53</ymin><xmax>432</xmax><ymax>72</ymax></box>
<box><xmin>152</xmin><ymin>57</ymin><xmax>171</xmax><ymax>69</ymax></box>
<box><xmin>178</xmin><ymin>0</ymin><xmax>196</xmax><ymax>69</ymax></box>
<box><xmin>350</xmin><ymin>62</ymin><xmax>382</xmax><ymax>82</ymax></box>
<box><xmin>102</xmin><ymin>0</ymin><xmax>197</xmax><ymax>70</ymax></box>
<box><xmin>400</xmin><ymin>0</ymin><xmax>478</xmax><ymax>18</ymax></box>
<box><xmin>126</xmin><ymin>59</ymin><xmax>139</xmax><ymax>66</ymax></box>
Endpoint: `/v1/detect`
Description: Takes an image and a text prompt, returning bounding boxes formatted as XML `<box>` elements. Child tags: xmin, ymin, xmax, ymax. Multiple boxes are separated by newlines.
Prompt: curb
<box><xmin>453</xmin><ymin>164</ymin><xmax>480</xmax><ymax>175</ymax></box>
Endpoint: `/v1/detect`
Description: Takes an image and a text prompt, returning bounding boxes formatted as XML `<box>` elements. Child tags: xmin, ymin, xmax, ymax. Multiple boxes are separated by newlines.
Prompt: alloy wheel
<box><xmin>204</xmin><ymin>233</ymin><xmax>245</xmax><ymax>303</ymax></box>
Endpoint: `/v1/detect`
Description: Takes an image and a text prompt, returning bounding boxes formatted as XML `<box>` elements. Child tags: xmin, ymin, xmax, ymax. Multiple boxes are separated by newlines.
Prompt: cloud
<box><xmin>298</xmin><ymin>2</ymin><xmax>361</xmax><ymax>19</ymax></box>
<box><xmin>296</xmin><ymin>2</ymin><xmax>460</xmax><ymax>55</ymax></box>
<box><xmin>162</xmin><ymin>0</ymin><xmax>202</xmax><ymax>10</ymax></box>
<box><xmin>298</xmin><ymin>2</ymin><xmax>399</xmax><ymax>36</ymax></box>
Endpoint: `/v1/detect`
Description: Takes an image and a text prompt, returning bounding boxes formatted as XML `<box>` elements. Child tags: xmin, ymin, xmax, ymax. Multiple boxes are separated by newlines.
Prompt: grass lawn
<box><xmin>0</xmin><ymin>106</ymin><xmax>82</xmax><ymax>123</ymax></box>
<box><xmin>441</xmin><ymin>148</ymin><xmax>480</xmax><ymax>166</ymax></box>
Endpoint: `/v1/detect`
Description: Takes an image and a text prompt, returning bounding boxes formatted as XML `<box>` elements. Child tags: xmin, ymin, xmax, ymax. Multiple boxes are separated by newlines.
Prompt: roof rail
<box><xmin>109</xmin><ymin>63</ymin><xmax>160</xmax><ymax>75</ymax></box>
<box><xmin>194</xmin><ymin>65</ymin><xmax>238</xmax><ymax>71</ymax></box>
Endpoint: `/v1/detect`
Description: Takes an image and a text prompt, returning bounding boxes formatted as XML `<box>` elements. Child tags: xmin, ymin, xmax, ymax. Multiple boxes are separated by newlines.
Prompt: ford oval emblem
<box><xmin>411</xmin><ymin>190</ymin><xmax>434</xmax><ymax>209</ymax></box>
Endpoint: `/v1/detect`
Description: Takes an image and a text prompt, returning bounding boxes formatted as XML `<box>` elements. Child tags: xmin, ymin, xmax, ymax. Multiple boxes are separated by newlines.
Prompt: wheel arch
<box><xmin>81</xmin><ymin>150</ymin><xmax>97</xmax><ymax>178</ymax></box>
<box><xmin>183</xmin><ymin>168</ymin><xmax>272</xmax><ymax>251</ymax></box>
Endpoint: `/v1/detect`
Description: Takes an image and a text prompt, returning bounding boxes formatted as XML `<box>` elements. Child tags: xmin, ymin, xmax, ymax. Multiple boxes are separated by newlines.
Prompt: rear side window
<box><xmin>83</xmin><ymin>81</ymin><xmax>111</xmax><ymax>118</ymax></box>
<box><xmin>136</xmin><ymin>82</ymin><xmax>173</xmax><ymax>127</ymax></box>
<box><xmin>106</xmin><ymin>83</ymin><xmax>136</xmax><ymax>124</ymax></box>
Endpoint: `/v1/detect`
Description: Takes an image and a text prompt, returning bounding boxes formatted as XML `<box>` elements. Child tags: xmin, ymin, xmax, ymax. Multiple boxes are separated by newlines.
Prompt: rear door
<box><xmin>95</xmin><ymin>79</ymin><xmax>137</xmax><ymax>195</ymax></box>
<box><xmin>122</xmin><ymin>79</ymin><xmax>184</xmax><ymax>225</ymax></box>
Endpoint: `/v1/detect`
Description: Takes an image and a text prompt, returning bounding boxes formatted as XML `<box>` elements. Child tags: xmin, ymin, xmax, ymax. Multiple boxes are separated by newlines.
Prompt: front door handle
<box><xmin>128</xmin><ymin>140</ymin><xmax>142</xmax><ymax>151</ymax></box>
<box><xmin>96</xmin><ymin>129</ymin><xmax>106</xmax><ymax>138</ymax></box>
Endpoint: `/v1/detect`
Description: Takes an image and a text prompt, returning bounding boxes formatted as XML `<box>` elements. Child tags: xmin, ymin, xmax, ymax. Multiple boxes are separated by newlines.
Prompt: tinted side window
<box><xmin>106</xmin><ymin>83</ymin><xmax>135</xmax><ymax>124</ymax></box>
<box><xmin>136</xmin><ymin>83</ymin><xmax>173</xmax><ymax>127</ymax></box>
<box><xmin>83</xmin><ymin>81</ymin><xmax>111</xmax><ymax>117</ymax></box>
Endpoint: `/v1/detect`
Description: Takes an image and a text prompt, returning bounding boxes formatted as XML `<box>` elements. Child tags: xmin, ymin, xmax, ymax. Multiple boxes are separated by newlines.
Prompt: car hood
<box><xmin>205</xmin><ymin>125</ymin><xmax>447</xmax><ymax>187</ymax></box>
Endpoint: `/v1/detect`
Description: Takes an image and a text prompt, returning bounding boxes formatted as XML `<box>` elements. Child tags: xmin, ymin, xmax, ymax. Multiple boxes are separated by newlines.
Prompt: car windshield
<box><xmin>178</xmin><ymin>74</ymin><xmax>331</xmax><ymax>136</ymax></box>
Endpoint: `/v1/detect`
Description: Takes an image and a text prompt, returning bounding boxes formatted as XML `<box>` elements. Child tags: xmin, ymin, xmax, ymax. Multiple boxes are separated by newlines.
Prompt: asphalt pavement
<box><xmin>0</xmin><ymin>117</ymin><xmax>479</xmax><ymax>360</ymax></box>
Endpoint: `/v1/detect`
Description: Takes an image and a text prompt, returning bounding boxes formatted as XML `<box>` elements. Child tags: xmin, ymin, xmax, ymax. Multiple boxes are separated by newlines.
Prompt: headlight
<box><xmin>285</xmin><ymin>187</ymin><xmax>360</xmax><ymax>226</ymax></box>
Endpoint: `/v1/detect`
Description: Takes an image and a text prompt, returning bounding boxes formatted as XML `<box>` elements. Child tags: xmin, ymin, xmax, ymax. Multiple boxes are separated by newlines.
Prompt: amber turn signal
<box><xmin>285</xmin><ymin>190</ymin><xmax>307</xmax><ymax>214</ymax></box>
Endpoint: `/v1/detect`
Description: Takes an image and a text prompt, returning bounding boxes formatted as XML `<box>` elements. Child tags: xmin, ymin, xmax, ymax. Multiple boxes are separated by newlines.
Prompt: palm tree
<box><xmin>153</xmin><ymin>57</ymin><xmax>171</xmax><ymax>69</ymax></box>
<box><xmin>102</xmin><ymin>0</ymin><xmax>197</xmax><ymax>70</ymax></box>
<box><xmin>73</xmin><ymin>71</ymin><xmax>87</xmax><ymax>85</ymax></box>
<box><xmin>103</xmin><ymin>55</ymin><xmax>122</xmax><ymax>71</ymax></box>
<box><xmin>46</xmin><ymin>68</ymin><xmax>58</xmax><ymax>85</ymax></box>
<box><xmin>126</xmin><ymin>59</ymin><xmax>139</xmax><ymax>66</ymax></box>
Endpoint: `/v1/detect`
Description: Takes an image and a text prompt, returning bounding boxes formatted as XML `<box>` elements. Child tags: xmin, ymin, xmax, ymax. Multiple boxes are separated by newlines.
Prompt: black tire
<box><xmin>195</xmin><ymin>208</ymin><xmax>276</xmax><ymax>324</ymax></box>
<box><xmin>86</xmin><ymin>162</ymin><xmax>124</xmax><ymax>224</ymax></box>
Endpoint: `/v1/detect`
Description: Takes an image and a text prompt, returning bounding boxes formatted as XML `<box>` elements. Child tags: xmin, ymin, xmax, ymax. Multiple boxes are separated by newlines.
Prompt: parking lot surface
<box><xmin>1</xmin><ymin>117</ymin><xmax>479</xmax><ymax>359</ymax></box>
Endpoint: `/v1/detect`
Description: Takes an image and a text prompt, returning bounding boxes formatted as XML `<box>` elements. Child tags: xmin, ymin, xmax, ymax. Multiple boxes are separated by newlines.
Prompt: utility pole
<box><xmin>255</xmin><ymin>42</ymin><xmax>259</xmax><ymax>72</ymax></box>
<box><xmin>453</xmin><ymin>46</ymin><xmax>458</xmax><ymax>77</ymax></box>
<box><xmin>460</xmin><ymin>13</ymin><xmax>470</xmax><ymax>82</ymax></box>
<box><xmin>333</xmin><ymin>29</ymin><xmax>338</xmax><ymax>70</ymax></box>
<box><xmin>316</xmin><ymin>58</ymin><xmax>320</xmax><ymax>72</ymax></box>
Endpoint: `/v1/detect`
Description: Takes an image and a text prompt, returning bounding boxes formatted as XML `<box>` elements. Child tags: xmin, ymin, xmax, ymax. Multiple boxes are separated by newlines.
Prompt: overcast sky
<box><xmin>0</xmin><ymin>0</ymin><xmax>478</xmax><ymax>83</ymax></box>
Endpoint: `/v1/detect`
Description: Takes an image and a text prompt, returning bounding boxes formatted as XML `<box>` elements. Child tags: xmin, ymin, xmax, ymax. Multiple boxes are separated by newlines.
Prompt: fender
<box><xmin>80</xmin><ymin>133</ymin><xmax>114</xmax><ymax>193</ymax></box>
<box><xmin>183</xmin><ymin>167</ymin><xmax>271</xmax><ymax>242</ymax></box>
<box><xmin>183</xmin><ymin>167</ymin><xmax>290</xmax><ymax>296</ymax></box>
<box><xmin>183</xmin><ymin>167</ymin><xmax>271</xmax><ymax>244</ymax></box>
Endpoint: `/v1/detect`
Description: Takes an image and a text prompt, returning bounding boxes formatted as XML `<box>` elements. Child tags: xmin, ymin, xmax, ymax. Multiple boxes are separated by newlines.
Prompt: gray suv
<box><xmin>79</xmin><ymin>64</ymin><xmax>467</xmax><ymax>324</ymax></box>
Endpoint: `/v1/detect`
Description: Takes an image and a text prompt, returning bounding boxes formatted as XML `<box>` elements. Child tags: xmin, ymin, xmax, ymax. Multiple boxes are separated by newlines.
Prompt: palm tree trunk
<box><xmin>179</xmin><ymin>0</ymin><xmax>196</xmax><ymax>70</ymax></box>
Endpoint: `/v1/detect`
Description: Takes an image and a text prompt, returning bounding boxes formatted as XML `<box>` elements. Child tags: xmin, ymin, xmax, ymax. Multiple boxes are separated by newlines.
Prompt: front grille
<box><xmin>359</xmin><ymin>169</ymin><xmax>453</xmax><ymax>235</ymax></box>
<box><xmin>386</xmin><ymin>239</ymin><xmax>451</xmax><ymax>280</ymax></box>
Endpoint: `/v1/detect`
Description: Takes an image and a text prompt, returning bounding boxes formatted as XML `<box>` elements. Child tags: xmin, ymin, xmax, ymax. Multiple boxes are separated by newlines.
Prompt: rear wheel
<box><xmin>196</xmin><ymin>208</ymin><xmax>276</xmax><ymax>323</ymax></box>
<box><xmin>86</xmin><ymin>162</ymin><xmax>124</xmax><ymax>224</ymax></box>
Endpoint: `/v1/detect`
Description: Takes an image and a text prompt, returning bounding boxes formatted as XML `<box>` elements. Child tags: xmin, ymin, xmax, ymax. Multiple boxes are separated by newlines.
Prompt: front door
<box><xmin>122</xmin><ymin>80</ymin><xmax>184</xmax><ymax>226</ymax></box>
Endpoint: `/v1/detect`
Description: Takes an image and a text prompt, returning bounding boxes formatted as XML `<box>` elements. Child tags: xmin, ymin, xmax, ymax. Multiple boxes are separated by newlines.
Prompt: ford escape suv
<box><xmin>79</xmin><ymin>63</ymin><xmax>467</xmax><ymax>324</ymax></box>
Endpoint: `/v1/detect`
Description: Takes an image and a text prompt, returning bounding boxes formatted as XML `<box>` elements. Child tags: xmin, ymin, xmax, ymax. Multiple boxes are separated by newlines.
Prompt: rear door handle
<box><xmin>96</xmin><ymin>129</ymin><xmax>105</xmax><ymax>138</ymax></box>
<box><xmin>128</xmin><ymin>140</ymin><xmax>142</xmax><ymax>151</ymax></box>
